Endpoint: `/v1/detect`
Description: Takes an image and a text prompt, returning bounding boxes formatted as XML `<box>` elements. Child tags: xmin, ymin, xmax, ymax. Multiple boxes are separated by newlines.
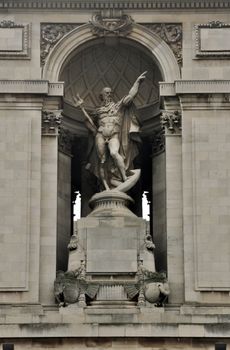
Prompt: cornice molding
<box><xmin>1</xmin><ymin>0</ymin><xmax>230</xmax><ymax>10</ymax></box>
<box><xmin>0</xmin><ymin>80</ymin><xmax>64</xmax><ymax>96</ymax></box>
<box><xmin>160</xmin><ymin>80</ymin><xmax>230</xmax><ymax>96</ymax></box>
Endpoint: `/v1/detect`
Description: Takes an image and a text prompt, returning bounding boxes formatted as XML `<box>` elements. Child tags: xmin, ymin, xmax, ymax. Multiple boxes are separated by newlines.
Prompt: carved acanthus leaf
<box><xmin>90</xmin><ymin>14</ymin><xmax>134</xmax><ymax>36</ymax></box>
<box><xmin>42</xmin><ymin>110</ymin><xmax>62</xmax><ymax>136</ymax></box>
<box><xmin>40</xmin><ymin>23</ymin><xmax>80</xmax><ymax>65</ymax></box>
<box><xmin>161</xmin><ymin>110</ymin><xmax>181</xmax><ymax>134</ymax></box>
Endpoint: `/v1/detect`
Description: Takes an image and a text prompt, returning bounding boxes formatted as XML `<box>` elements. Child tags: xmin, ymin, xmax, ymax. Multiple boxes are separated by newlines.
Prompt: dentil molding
<box><xmin>1</xmin><ymin>0</ymin><xmax>230</xmax><ymax>9</ymax></box>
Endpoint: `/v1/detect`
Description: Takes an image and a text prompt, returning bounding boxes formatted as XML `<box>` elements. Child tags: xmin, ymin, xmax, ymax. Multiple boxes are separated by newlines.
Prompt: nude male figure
<box><xmin>74</xmin><ymin>71</ymin><xmax>146</xmax><ymax>190</ymax></box>
<box><xmin>95</xmin><ymin>71</ymin><xmax>146</xmax><ymax>190</ymax></box>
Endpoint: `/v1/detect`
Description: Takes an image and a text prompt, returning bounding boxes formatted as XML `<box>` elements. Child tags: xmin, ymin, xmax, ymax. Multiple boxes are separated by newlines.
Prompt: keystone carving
<box><xmin>161</xmin><ymin>110</ymin><xmax>182</xmax><ymax>134</ymax></box>
<box><xmin>90</xmin><ymin>14</ymin><xmax>134</xmax><ymax>36</ymax></box>
<box><xmin>144</xmin><ymin>23</ymin><xmax>182</xmax><ymax>65</ymax></box>
<box><xmin>42</xmin><ymin>110</ymin><xmax>62</xmax><ymax>135</ymax></box>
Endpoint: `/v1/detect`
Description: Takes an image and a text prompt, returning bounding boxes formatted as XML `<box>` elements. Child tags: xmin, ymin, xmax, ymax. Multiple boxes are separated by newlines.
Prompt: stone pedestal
<box><xmin>55</xmin><ymin>191</ymin><xmax>167</xmax><ymax>307</ymax></box>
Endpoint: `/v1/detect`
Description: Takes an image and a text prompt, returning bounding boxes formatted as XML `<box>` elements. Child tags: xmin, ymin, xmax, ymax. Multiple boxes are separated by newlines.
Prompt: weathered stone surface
<box><xmin>0</xmin><ymin>3</ymin><xmax>229</xmax><ymax>349</ymax></box>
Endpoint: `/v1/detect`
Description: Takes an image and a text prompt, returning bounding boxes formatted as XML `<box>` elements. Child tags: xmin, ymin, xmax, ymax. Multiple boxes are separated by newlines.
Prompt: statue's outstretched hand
<box><xmin>136</xmin><ymin>71</ymin><xmax>147</xmax><ymax>84</ymax></box>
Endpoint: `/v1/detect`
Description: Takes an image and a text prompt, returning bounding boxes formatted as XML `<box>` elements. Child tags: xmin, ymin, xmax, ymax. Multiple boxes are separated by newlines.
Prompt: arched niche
<box><xmin>48</xmin><ymin>22</ymin><xmax>180</xmax><ymax>273</ymax></box>
<box><xmin>43</xmin><ymin>23</ymin><xmax>180</xmax><ymax>82</ymax></box>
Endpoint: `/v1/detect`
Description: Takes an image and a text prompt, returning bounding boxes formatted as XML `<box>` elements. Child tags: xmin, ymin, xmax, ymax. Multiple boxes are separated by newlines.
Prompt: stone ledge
<box><xmin>0</xmin><ymin>305</ymin><xmax>229</xmax><ymax>338</ymax></box>
<box><xmin>160</xmin><ymin>80</ymin><xmax>230</xmax><ymax>96</ymax></box>
<box><xmin>0</xmin><ymin>80</ymin><xmax>64</xmax><ymax>96</ymax></box>
<box><xmin>0</xmin><ymin>321</ymin><xmax>229</xmax><ymax>338</ymax></box>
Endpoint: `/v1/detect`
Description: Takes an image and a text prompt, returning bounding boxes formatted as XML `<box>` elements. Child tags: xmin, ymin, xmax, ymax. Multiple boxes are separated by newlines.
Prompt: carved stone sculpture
<box><xmin>42</xmin><ymin>110</ymin><xmax>62</xmax><ymax>135</ymax></box>
<box><xmin>124</xmin><ymin>262</ymin><xmax>170</xmax><ymax>307</ymax></box>
<box><xmin>144</xmin><ymin>23</ymin><xmax>182</xmax><ymax>65</ymax></box>
<box><xmin>40</xmin><ymin>23</ymin><xmax>79</xmax><ymax>65</ymax></box>
<box><xmin>54</xmin><ymin>265</ymin><xmax>99</xmax><ymax>307</ymax></box>
<box><xmin>72</xmin><ymin>72</ymin><xmax>147</xmax><ymax>192</ymax></box>
<box><xmin>90</xmin><ymin>14</ymin><xmax>133</xmax><ymax>36</ymax></box>
<box><xmin>123</xmin><ymin>223</ymin><xmax>170</xmax><ymax>307</ymax></box>
<box><xmin>161</xmin><ymin>110</ymin><xmax>182</xmax><ymax>134</ymax></box>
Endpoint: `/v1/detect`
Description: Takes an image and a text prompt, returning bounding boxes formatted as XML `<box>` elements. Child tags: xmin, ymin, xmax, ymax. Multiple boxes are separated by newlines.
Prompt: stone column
<box><xmin>161</xmin><ymin>110</ymin><xmax>184</xmax><ymax>304</ymax></box>
<box><xmin>57</xmin><ymin>128</ymin><xmax>73</xmax><ymax>272</ymax></box>
<box><xmin>39</xmin><ymin>109</ymin><xmax>61</xmax><ymax>304</ymax></box>
<box><xmin>151</xmin><ymin>129</ymin><xmax>167</xmax><ymax>273</ymax></box>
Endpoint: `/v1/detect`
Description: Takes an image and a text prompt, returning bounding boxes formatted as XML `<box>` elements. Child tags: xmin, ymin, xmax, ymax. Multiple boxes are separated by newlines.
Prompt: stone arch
<box><xmin>42</xmin><ymin>23</ymin><xmax>180</xmax><ymax>82</ymax></box>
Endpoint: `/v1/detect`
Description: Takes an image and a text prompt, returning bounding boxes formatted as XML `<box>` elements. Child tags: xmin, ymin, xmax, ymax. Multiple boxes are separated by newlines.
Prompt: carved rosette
<box><xmin>42</xmin><ymin>110</ymin><xmax>62</xmax><ymax>136</ymax></box>
<box><xmin>143</xmin><ymin>23</ymin><xmax>182</xmax><ymax>65</ymax></box>
<box><xmin>161</xmin><ymin>110</ymin><xmax>182</xmax><ymax>134</ymax></box>
<box><xmin>90</xmin><ymin>14</ymin><xmax>134</xmax><ymax>36</ymax></box>
<box><xmin>40</xmin><ymin>23</ymin><xmax>80</xmax><ymax>65</ymax></box>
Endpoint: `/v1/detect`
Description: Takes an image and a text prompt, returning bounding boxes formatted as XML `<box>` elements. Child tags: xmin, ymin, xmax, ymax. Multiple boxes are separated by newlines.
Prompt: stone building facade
<box><xmin>0</xmin><ymin>0</ymin><xmax>229</xmax><ymax>349</ymax></box>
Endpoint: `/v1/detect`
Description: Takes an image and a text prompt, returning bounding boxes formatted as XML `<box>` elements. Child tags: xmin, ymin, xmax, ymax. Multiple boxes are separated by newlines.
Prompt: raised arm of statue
<box><xmin>123</xmin><ymin>71</ymin><xmax>147</xmax><ymax>105</ymax></box>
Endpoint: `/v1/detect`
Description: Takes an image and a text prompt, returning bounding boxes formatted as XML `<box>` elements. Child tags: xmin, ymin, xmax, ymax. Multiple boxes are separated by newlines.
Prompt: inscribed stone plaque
<box><xmin>0</xmin><ymin>116</ymin><xmax>31</xmax><ymax>290</ymax></box>
<box><xmin>0</xmin><ymin>28</ymin><xmax>23</xmax><ymax>51</ymax></box>
<box><xmin>200</xmin><ymin>28</ymin><xmax>230</xmax><ymax>51</ymax></box>
<box><xmin>86</xmin><ymin>227</ymin><xmax>138</xmax><ymax>273</ymax></box>
<box><xmin>192</xmin><ymin>117</ymin><xmax>230</xmax><ymax>290</ymax></box>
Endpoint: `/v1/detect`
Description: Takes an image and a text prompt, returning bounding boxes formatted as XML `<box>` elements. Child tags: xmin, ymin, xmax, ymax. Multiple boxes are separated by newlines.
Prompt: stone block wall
<box><xmin>0</xmin><ymin>337</ymin><xmax>229</xmax><ymax>350</ymax></box>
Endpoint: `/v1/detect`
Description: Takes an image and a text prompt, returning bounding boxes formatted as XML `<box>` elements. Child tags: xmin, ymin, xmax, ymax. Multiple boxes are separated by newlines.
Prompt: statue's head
<box><xmin>99</xmin><ymin>87</ymin><xmax>113</xmax><ymax>103</ymax></box>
